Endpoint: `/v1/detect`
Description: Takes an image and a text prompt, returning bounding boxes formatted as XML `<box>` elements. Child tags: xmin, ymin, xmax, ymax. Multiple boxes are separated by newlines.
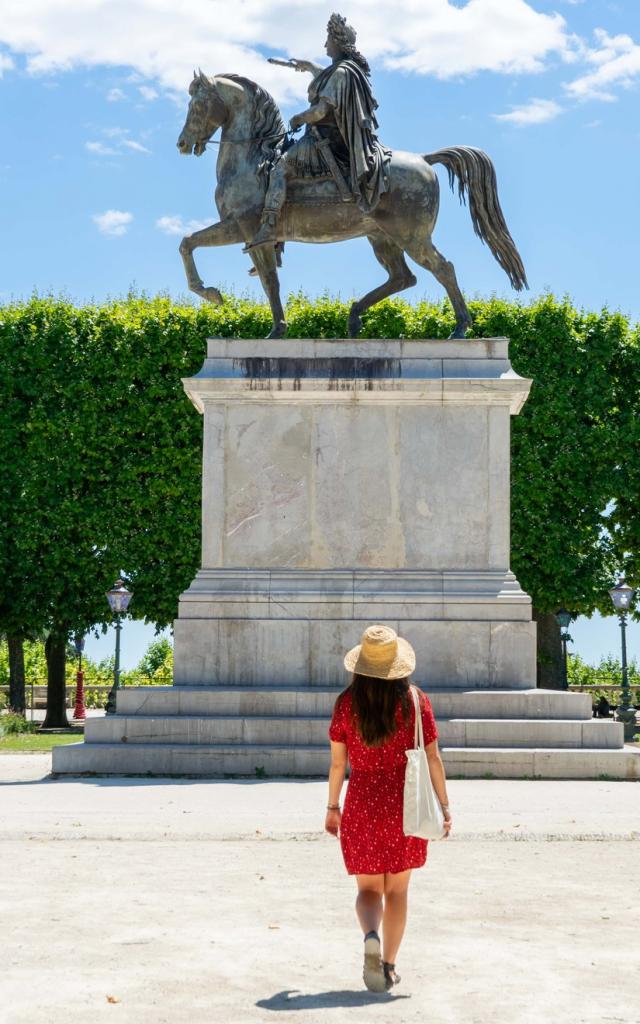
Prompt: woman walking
<box><xmin>326</xmin><ymin>624</ymin><xmax>452</xmax><ymax>992</ymax></box>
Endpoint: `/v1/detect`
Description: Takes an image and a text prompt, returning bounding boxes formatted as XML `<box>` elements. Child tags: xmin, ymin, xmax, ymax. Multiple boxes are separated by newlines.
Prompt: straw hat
<box><xmin>344</xmin><ymin>625</ymin><xmax>416</xmax><ymax>680</ymax></box>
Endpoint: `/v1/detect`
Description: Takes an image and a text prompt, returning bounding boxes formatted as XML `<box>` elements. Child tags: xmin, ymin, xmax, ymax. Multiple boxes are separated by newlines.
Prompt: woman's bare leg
<box><xmin>355</xmin><ymin>873</ymin><xmax>384</xmax><ymax>935</ymax></box>
<box><xmin>382</xmin><ymin>869</ymin><xmax>412</xmax><ymax>964</ymax></box>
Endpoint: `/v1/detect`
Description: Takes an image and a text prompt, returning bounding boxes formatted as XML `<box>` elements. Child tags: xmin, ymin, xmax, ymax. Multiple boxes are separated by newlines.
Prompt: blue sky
<box><xmin>1</xmin><ymin>1</ymin><xmax>639</xmax><ymax>316</ymax></box>
<box><xmin>1</xmin><ymin>0</ymin><xmax>639</xmax><ymax>666</ymax></box>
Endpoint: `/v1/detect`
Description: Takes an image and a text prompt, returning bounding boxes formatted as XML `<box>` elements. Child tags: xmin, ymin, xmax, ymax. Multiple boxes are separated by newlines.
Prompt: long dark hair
<box><xmin>340</xmin><ymin>673</ymin><xmax>412</xmax><ymax>747</ymax></box>
<box><xmin>337</xmin><ymin>45</ymin><xmax>371</xmax><ymax>75</ymax></box>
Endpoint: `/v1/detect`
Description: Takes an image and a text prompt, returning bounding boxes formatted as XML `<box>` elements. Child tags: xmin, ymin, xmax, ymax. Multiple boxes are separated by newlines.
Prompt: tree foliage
<box><xmin>0</xmin><ymin>293</ymin><xmax>637</xmax><ymax>701</ymax></box>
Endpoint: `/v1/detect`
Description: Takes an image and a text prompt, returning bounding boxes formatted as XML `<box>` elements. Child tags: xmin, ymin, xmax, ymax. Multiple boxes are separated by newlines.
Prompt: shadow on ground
<box><xmin>256</xmin><ymin>989</ymin><xmax>409</xmax><ymax>1010</ymax></box>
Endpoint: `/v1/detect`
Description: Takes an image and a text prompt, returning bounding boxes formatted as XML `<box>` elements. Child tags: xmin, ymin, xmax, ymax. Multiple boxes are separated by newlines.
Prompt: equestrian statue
<box><xmin>176</xmin><ymin>12</ymin><xmax>527</xmax><ymax>339</ymax></box>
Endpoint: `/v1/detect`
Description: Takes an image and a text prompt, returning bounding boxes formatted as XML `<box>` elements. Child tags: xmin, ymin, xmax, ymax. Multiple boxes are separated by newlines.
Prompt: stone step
<box><xmin>52</xmin><ymin>741</ymin><xmax>640</xmax><ymax>780</ymax></box>
<box><xmin>85</xmin><ymin>713</ymin><xmax>623</xmax><ymax>749</ymax></box>
<box><xmin>115</xmin><ymin>686</ymin><xmax>594</xmax><ymax>720</ymax></box>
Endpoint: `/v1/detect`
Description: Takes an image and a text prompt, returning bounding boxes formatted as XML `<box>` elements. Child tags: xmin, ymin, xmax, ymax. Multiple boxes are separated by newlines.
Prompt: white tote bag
<box><xmin>403</xmin><ymin>686</ymin><xmax>446</xmax><ymax>840</ymax></box>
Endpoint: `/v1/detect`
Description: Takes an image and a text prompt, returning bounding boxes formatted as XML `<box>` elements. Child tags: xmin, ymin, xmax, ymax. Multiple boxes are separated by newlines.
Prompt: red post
<box><xmin>73</xmin><ymin>669</ymin><xmax>86</xmax><ymax>721</ymax></box>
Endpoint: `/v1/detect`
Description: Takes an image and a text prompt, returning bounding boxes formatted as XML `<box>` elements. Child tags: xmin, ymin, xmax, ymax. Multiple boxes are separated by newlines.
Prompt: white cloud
<box><xmin>85</xmin><ymin>140</ymin><xmax>117</xmax><ymax>156</ymax></box>
<box><xmin>85</xmin><ymin>129</ymin><xmax>150</xmax><ymax>157</ymax></box>
<box><xmin>138</xmin><ymin>84</ymin><xmax>158</xmax><ymax>101</ymax></box>
<box><xmin>380</xmin><ymin>1</ymin><xmax>575</xmax><ymax>77</ymax></box>
<box><xmin>121</xmin><ymin>138</ymin><xmax>151</xmax><ymax>154</ymax></box>
<box><xmin>156</xmin><ymin>215</ymin><xmax>210</xmax><ymax>236</ymax></box>
<box><xmin>494</xmin><ymin>97</ymin><xmax>562</xmax><ymax>125</ymax></box>
<box><xmin>107</xmin><ymin>86</ymin><xmax>125</xmax><ymax>101</ymax></box>
<box><xmin>0</xmin><ymin>0</ymin><xmax>578</xmax><ymax>104</ymax></box>
<box><xmin>92</xmin><ymin>209</ymin><xmax>133</xmax><ymax>236</ymax></box>
<box><xmin>0</xmin><ymin>52</ymin><xmax>14</xmax><ymax>76</ymax></box>
<box><xmin>565</xmin><ymin>29</ymin><xmax>640</xmax><ymax>101</ymax></box>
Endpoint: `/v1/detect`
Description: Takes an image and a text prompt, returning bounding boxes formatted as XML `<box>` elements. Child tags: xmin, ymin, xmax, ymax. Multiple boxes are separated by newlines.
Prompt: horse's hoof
<box><xmin>448</xmin><ymin>322</ymin><xmax>471</xmax><ymax>340</ymax></box>
<box><xmin>266</xmin><ymin>321</ymin><xmax>287</xmax><ymax>339</ymax></box>
<box><xmin>348</xmin><ymin>311</ymin><xmax>362</xmax><ymax>338</ymax></box>
<box><xmin>201</xmin><ymin>286</ymin><xmax>223</xmax><ymax>305</ymax></box>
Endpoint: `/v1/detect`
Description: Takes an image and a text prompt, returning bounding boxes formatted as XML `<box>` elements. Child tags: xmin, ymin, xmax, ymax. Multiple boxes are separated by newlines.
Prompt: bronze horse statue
<box><xmin>177</xmin><ymin>71</ymin><xmax>527</xmax><ymax>339</ymax></box>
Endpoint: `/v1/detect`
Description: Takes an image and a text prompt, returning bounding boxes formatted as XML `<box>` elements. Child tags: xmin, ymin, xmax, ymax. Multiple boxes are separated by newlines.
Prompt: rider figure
<box><xmin>244</xmin><ymin>12</ymin><xmax>391</xmax><ymax>251</ymax></box>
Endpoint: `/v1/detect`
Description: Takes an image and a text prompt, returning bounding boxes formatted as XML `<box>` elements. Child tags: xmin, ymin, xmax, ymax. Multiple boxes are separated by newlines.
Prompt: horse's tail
<box><xmin>423</xmin><ymin>146</ymin><xmax>528</xmax><ymax>291</ymax></box>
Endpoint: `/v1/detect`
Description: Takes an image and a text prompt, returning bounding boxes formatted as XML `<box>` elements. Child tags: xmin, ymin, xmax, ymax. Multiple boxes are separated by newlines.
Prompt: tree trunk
<box><xmin>42</xmin><ymin>632</ymin><xmax>70</xmax><ymax>729</ymax></box>
<box><xmin>7</xmin><ymin>634</ymin><xmax>26</xmax><ymax>715</ymax></box>
<box><xmin>533</xmin><ymin>609</ymin><xmax>564</xmax><ymax>689</ymax></box>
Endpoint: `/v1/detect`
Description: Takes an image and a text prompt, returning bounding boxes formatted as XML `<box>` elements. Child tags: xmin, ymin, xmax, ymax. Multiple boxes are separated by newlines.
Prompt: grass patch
<box><xmin>0</xmin><ymin>734</ymin><xmax>82</xmax><ymax>753</ymax></box>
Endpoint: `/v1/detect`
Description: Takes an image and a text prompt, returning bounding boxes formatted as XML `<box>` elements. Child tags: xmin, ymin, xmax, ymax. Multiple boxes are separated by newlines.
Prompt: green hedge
<box><xmin>1</xmin><ymin>293</ymin><xmax>638</xmax><ymax>644</ymax></box>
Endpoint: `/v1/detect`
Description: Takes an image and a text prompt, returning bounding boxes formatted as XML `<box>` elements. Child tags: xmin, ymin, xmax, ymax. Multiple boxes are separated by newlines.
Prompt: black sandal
<box><xmin>383</xmin><ymin>961</ymin><xmax>401</xmax><ymax>990</ymax></box>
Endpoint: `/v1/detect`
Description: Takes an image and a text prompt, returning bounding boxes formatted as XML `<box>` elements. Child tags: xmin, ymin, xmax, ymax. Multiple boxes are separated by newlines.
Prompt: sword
<box><xmin>267</xmin><ymin>58</ymin><xmax>299</xmax><ymax>69</ymax></box>
<box><xmin>309</xmin><ymin>126</ymin><xmax>353</xmax><ymax>203</ymax></box>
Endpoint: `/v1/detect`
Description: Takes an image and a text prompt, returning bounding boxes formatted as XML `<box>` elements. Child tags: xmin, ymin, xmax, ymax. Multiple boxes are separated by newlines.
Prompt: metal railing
<box><xmin>0</xmin><ymin>675</ymin><xmax>173</xmax><ymax>718</ymax></box>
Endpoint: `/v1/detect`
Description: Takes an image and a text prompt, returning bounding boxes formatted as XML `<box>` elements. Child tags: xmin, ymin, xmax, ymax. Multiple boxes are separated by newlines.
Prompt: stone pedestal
<box><xmin>174</xmin><ymin>337</ymin><xmax>536</xmax><ymax>689</ymax></box>
<box><xmin>53</xmin><ymin>338</ymin><xmax>639</xmax><ymax>780</ymax></box>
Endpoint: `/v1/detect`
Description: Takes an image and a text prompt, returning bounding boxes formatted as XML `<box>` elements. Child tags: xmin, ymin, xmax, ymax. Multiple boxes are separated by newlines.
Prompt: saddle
<box><xmin>287</xmin><ymin>176</ymin><xmax>354</xmax><ymax>205</ymax></box>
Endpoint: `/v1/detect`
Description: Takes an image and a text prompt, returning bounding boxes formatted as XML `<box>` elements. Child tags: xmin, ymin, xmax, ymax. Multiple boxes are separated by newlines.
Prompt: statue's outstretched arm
<box><xmin>292</xmin><ymin>59</ymin><xmax>324</xmax><ymax>76</ymax></box>
<box><xmin>268</xmin><ymin>57</ymin><xmax>324</xmax><ymax>76</ymax></box>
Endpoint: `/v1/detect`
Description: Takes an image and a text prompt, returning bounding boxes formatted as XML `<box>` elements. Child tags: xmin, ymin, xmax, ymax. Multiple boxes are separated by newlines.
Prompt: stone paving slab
<box><xmin>1</xmin><ymin>754</ymin><xmax>639</xmax><ymax>1024</ymax></box>
<box><xmin>2</xmin><ymin>838</ymin><xmax>639</xmax><ymax>1024</ymax></box>
<box><xmin>1</xmin><ymin>753</ymin><xmax>639</xmax><ymax>841</ymax></box>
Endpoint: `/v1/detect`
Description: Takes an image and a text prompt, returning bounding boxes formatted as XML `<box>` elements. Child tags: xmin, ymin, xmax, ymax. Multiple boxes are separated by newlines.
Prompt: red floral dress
<box><xmin>329</xmin><ymin>687</ymin><xmax>439</xmax><ymax>875</ymax></box>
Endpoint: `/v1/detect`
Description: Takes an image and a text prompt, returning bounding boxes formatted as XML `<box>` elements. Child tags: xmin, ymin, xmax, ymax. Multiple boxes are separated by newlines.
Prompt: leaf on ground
<box><xmin>106</xmin><ymin>994</ymin><xmax>121</xmax><ymax>1003</ymax></box>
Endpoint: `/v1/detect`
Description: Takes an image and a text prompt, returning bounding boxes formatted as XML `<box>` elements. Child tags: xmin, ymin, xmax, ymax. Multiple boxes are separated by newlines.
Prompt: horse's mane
<box><xmin>217</xmin><ymin>74</ymin><xmax>286</xmax><ymax>162</ymax></box>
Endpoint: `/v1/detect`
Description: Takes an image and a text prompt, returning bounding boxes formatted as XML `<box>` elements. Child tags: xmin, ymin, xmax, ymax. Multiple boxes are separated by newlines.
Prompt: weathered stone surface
<box><xmin>176</xmin><ymin>337</ymin><xmax>534</xmax><ymax>691</ymax></box>
<box><xmin>173</xmin><ymin>617</ymin><xmax>535</xmax><ymax>688</ymax></box>
<box><xmin>52</xmin><ymin>738</ymin><xmax>640</xmax><ymax>779</ymax></box>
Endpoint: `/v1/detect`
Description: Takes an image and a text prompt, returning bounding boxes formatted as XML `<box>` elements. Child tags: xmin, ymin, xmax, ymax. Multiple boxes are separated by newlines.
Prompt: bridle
<box><xmin>189</xmin><ymin>78</ymin><xmax>300</xmax><ymax>150</ymax></box>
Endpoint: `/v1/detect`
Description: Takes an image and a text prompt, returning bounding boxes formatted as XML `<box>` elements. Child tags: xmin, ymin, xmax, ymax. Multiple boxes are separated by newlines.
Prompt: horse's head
<box><xmin>177</xmin><ymin>71</ymin><xmax>227</xmax><ymax>156</ymax></box>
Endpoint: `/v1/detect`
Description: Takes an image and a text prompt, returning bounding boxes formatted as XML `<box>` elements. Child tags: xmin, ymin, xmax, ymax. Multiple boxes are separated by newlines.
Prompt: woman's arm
<box><xmin>426</xmin><ymin>739</ymin><xmax>453</xmax><ymax>837</ymax></box>
<box><xmin>325</xmin><ymin>740</ymin><xmax>347</xmax><ymax>836</ymax></box>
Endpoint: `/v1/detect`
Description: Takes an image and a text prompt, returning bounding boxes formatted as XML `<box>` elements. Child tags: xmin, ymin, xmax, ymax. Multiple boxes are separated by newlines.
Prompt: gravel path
<box><xmin>1</xmin><ymin>753</ymin><xmax>639</xmax><ymax>1024</ymax></box>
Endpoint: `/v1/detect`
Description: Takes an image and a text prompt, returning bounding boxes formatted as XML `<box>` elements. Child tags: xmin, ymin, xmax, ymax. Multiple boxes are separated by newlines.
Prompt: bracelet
<box><xmin>327</xmin><ymin>804</ymin><xmax>341</xmax><ymax>810</ymax></box>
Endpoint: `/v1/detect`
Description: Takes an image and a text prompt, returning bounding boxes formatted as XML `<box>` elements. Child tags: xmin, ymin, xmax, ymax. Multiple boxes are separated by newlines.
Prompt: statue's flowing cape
<box><xmin>310</xmin><ymin>59</ymin><xmax>391</xmax><ymax>212</ymax></box>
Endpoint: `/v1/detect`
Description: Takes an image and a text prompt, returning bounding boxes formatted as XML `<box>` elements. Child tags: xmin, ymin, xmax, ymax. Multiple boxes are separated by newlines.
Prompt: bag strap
<box><xmin>410</xmin><ymin>685</ymin><xmax>425</xmax><ymax>751</ymax></box>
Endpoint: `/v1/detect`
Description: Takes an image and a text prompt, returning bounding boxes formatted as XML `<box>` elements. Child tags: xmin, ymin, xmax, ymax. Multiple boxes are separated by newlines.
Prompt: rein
<box><xmin>204</xmin><ymin>126</ymin><xmax>300</xmax><ymax>148</ymax></box>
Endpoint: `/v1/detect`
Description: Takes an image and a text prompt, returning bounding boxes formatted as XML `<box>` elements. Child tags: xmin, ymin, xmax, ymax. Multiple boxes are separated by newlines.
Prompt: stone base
<box><xmin>54</xmin><ymin>337</ymin><xmax>635</xmax><ymax>781</ymax></box>
<box><xmin>173</xmin><ymin>566</ymin><xmax>535</xmax><ymax>688</ymax></box>
<box><xmin>173</xmin><ymin>616</ymin><xmax>536</xmax><ymax>689</ymax></box>
<box><xmin>51</xmin><ymin>685</ymin><xmax>640</xmax><ymax>780</ymax></box>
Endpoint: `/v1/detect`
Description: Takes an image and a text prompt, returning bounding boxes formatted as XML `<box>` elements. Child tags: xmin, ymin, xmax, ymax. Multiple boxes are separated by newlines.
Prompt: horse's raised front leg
<box><xmin>179</xmin><ymin>220</ymin><xmax>244</xmax><ymax>304</ymax></box>
<box><xmin>349</xmin><ymin>234</ymin><xmax>417</xmax><ymax>337</ymax></box>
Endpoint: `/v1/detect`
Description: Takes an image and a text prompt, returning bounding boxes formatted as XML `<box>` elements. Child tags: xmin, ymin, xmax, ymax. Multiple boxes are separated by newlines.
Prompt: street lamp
<box><xmin>105</xmin><ymin>579</ymin><xmax>133</xmax><ymax>715</ymax></box>
<box><xmin>608</xmin><ymin>579</ymin><xmax>637</xmax><ymax>742</ymax></box>
<box><xmin>555</xmin><ymin>608</ymin><xmax>573</xmax><ymax>690</ymax></box>
<box><xmin>72</xmin><ymin>633</ymin><xmax>86</xmax><ymax>721</ymax></box>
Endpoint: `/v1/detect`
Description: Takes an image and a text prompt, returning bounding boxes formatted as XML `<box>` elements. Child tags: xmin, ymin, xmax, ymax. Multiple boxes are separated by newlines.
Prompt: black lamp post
<box><xmin>555</xmin><ymin>608</ymin><xmax>573</xmax><ymax>690</ymax></box>
<box><xmin>608</xmin><ymin>579</ymin><xmax>637</xmax><ymax>742</ymax></box>
<box><xmin>105</xmin><ymin>579</ymin><xmax>133</xmax><ymax>715</ymax></box>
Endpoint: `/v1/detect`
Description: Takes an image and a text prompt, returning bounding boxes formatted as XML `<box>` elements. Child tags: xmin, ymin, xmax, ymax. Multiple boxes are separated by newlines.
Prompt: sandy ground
<box><xmin>1</xmin><ymin>753</ymin><xmax>639</xmax><ymax>1024</ymax></box>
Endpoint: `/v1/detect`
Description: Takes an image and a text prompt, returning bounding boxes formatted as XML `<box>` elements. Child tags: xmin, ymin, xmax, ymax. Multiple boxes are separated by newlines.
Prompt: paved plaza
<box><xmin>1</xmin><ymin>754</ymin><xmax>639</xmax><ymax>1024</ymax></box>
